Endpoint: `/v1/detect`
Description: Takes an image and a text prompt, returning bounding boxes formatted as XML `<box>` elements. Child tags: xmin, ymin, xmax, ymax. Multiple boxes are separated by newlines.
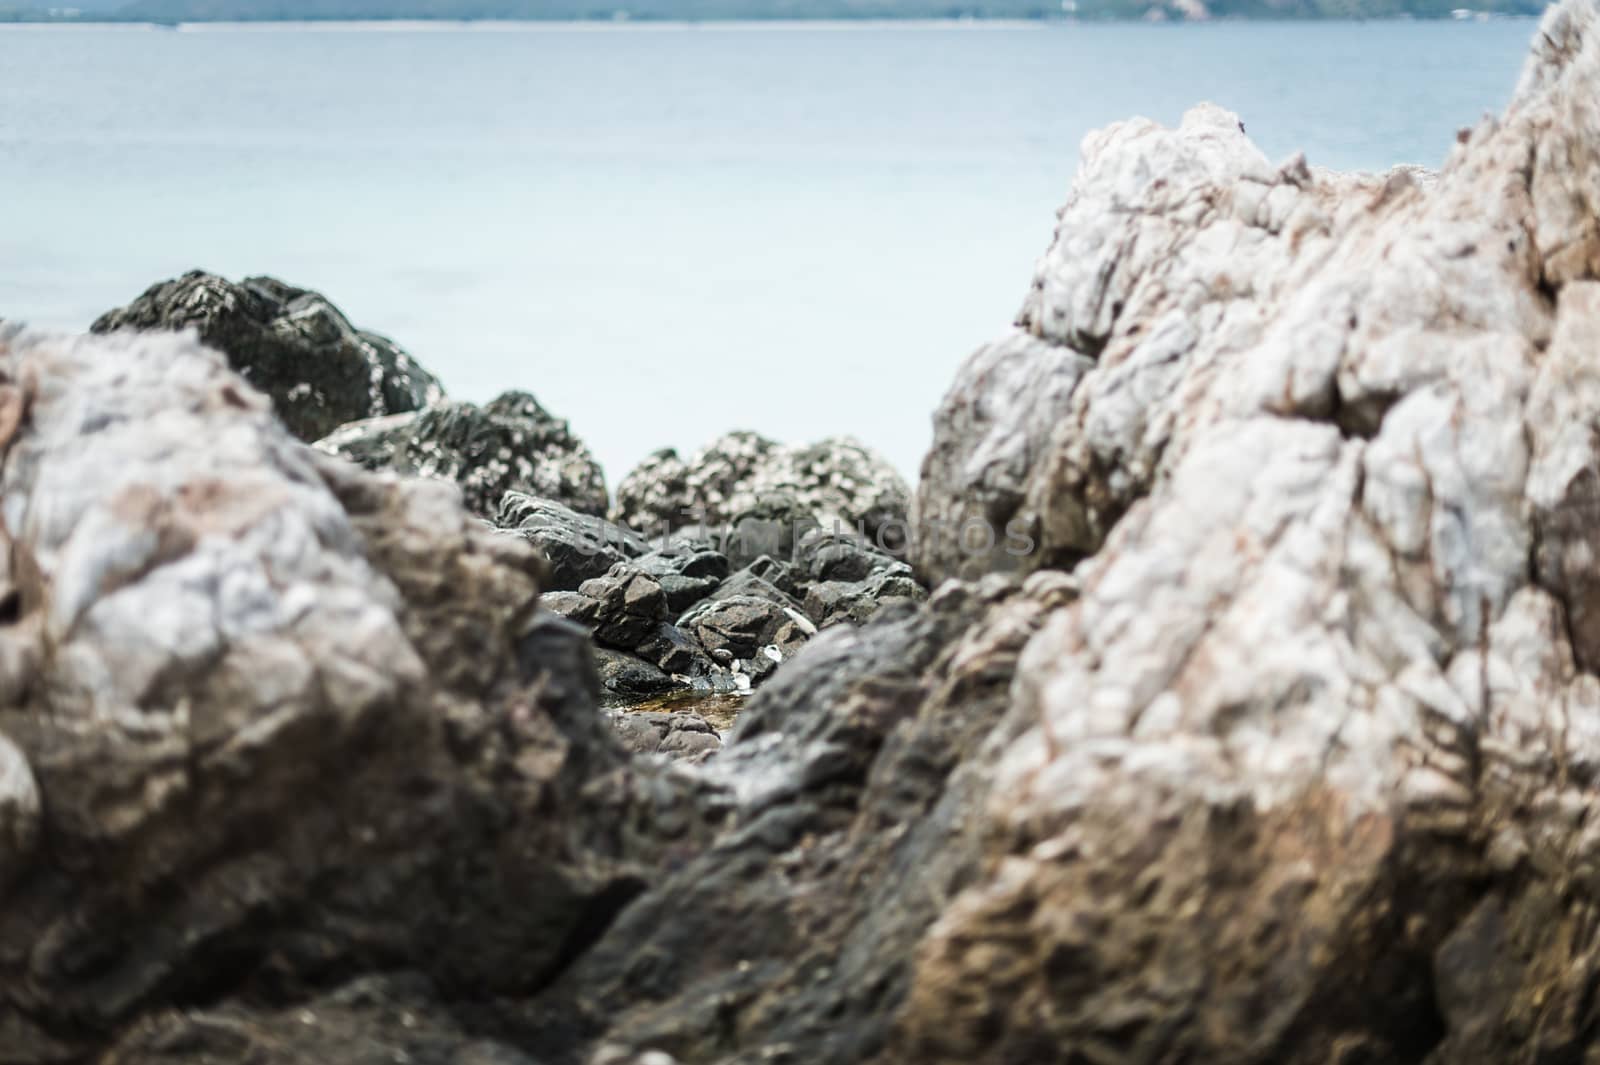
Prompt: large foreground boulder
<box><xmin>887</xmin><ymin>4</ymin><xmax>1600</xmax><ymax>1061</ymax></box>
<box><xmin>318</xmin><ymin>391</ymin><xmax>610</xmax><ymax>519</ymax></box>
<box><xmin>0</xmin><ymin>326</ymin><xmax>705</xmax><ymax>1064</ymax></box>
<box><xmin>90</xmin><ymin>271</ymin><xmax>443</xmax><ymax>442</ymax></box>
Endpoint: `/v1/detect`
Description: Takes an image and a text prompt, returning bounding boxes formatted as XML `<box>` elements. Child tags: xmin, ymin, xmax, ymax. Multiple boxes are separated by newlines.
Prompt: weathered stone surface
<box><xmin>606</xmin><ymin>710</ymin><xmax>722</xmax><ymax>764</ymax></box>
<box><xmin>912</xmin><ymin>114</ymin><xmax>1443</xmax><ymax>582</ymax></box>
<box><xmin>794</xmin><ymin>527</ymin><xmax>886</xmax><ymax>584</ymax></box>
<box><xmin>541</xmin><ymin>589</ymin><xmax>601</xmax><ymax>627</ymax></box>
<box><xmin>912</xmin><ymin>330</ymin><xmax>1091</xmax><ymax>581</ymax></box>
<box><xmin>610</xmin><ymin>448</ymin><xmax>698</xmax><ymax>538</ymax></box>
<box><xmin>802</xmin><ymin>563</ymin><xmax>925</xmax><ymax>629</ymax></box>
<box><xmin>0</xmin><ymin>326</ymin><xmax>698</xmax><ymax>1065</ymax></box>
<box><xmin>631</xmin><ymin>540</ymin><xmax>730</xmax><ymax>583</ymax></box>
<box><xmin>707</xmin><ymin>560</ymin><xmax>804</xmax><ymax>611</ymax></box>
<box><xmin>613</xmin><ymin>431</ymin><xmax>910</xmax><ymax>546</ymax></box>
<box><xmin>652</xmin><ymin>573</ymin><xmax>721</xmax><ymax>616</ymax></box>
<box><xmin>90</xmin><ymin>271</ymin><xmax>442</xmax><ymax>443</ymax></box>
<box><xmin>497</xmin><ymin>491</ymin><xmax>646</xmax><ymax>591</ymax></box>
<box><xmin>677</xmin><ymin>594</ymin><xmax>797</xmax><ymax>662</ymax></box>
<box><xmin>544</xmin><ymin>529</ymin><xmax>923</xmax><ymax>703</ymax></box>
<box><xmin>593</xmin><ymin>648</ymin><xmax>680</xmax><ymax>700</ymax></box>
<box><xmin>318</xmin><ymin>392</ymin><xmax>608</xmax><ymax>519</ymax></box>
<box><xmin>580</xmin><ymin>565</ymin><xmax>670</xmax><ymax>650</ymax></box>
<box><xmin>761</xmin><ymin>436</ymin><xmax>911</xmax><ymax>546</ymax></box>
<box><xmin>722</xmin><ymin>495</ymin><xmax>822</xmax><ymax>572</ymax></box>
<box><xmin>887</xmin><ymin>6</ymin><xmax>1600</xmax><ymax>1062</ymax></box>
<box><xmin>635</xmin><ymin>622</ymin><xmax>718</xmax><ymax>678</ymax></box>
<box><xmin>630</xmin><ymin>540</ymin><xmax>730</xmax><ymax>614</ymax></box>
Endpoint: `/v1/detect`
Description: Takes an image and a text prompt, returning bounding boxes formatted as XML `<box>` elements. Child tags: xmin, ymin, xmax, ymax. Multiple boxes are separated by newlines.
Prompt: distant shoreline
<box><xmin>0</xmin><ymin>15</ymin><xmax>1057</xmax><ymax>25</ymax></box>
<box><xmin>0</xmin><ymin>9</ymin><xmax>1545</xmax><ymax>23</ymax></box>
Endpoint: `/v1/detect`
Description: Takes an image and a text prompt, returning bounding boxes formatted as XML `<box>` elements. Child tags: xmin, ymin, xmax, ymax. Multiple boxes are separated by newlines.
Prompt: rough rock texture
<box><xmin>325</xmin><ymin>5</ymin><xmax>1600</xmax><ymax>1062</ymax></box>
<box><xmin>597</xmin><ymin>434</ymin><xmax>921</xmax><ymax>694</ymax></box>
<box><xmin>22</xmin><ymin>8</ymin><xmax>1600</xmax><ymax>1065</ymax></box>
<box><xmin>607</xmin><ymin>710</ymin><xmax>722</xmax><ymax>764</ymax></box>
<box><xmin>317</xmin><ymin>391</ymin><xmax>609</xmax><ymax>519</ymax></box>
<box><xmin>90</xmin><ymin>271</ymin><xmax>443</xmax><ymax>443</ymax></box>
<box><xmin>889</xmin><ymin>5</ymin><xmax>1600</xmax><ymax>1062</ymax></box>
<box><xmin>632</xmin><ymin>540</ymin><xmax>729</xmax><ymax>614</ymax></box>
<box><xmin>677</xmin><ymin>594</ymin><xmax>805</xmax><ymax>665</ymax></box>
<box><xmin>497</xmin><ymin>491</ymin><xmax>649</xmax><ymax>592</ymax></box>
<box><xmin>803</xmin><ymin>565</ymin><xmax>923</xmax><ymax>629</ymax></box>
<box><xmin>580</xmin><ymin>567</ymin><xmax>671</xmax><ymax>649</ymax></box>
<box><xmin>612</xmin><ymin>431</ymin><xmax>910</xmax><ymax>545</ymax></box>
<box><xmin>530</xmin><ymin>513</ymin><xmax>919</xmax><ymax>702</ymax></box>
<box><xmin>0</xmin><ymin>326</ymin><xmax>706</xmax><ymax>1065</ymax></box>
<box><xmin>506</xmin><ymin>574</ymin><xmax>1070</xmax><ymax>1064</ymax></box>
<box><xmin>912</xmin><ymin>330</ymin><xmax>1093</xmax><ymax>581</ymax></box>
<box><xmin>592</xmin><ymin>647</ymin><xmax>681</xmax><ymax>700</ymax></box>
<box><xmin>718</xmin><ymin>492</ymin><xmax>822</xmax><ymax>572</ymax></box>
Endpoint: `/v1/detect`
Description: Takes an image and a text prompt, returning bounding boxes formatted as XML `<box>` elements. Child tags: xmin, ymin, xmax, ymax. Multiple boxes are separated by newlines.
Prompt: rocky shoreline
<box><xmin>85</xmin><ymin>269</ymin><xmax>930</xmax><ymax>753</ymax></box>
<box><xmin>4</xmin><ymin>3</ymin><xmax>1600</xmax><ymax>1061</ymax></box>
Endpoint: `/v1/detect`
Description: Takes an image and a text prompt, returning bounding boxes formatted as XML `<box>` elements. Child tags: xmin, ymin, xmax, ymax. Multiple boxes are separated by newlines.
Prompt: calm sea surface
<box><xmin>0</xmin><ymin>19</ymin><xmax>1540</xmax><ymax>482</ymax></box>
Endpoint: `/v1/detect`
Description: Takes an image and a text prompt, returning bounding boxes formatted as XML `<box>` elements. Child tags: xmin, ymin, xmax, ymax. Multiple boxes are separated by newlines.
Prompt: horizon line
<box><xmin>0</xmin><ymin>9</ymin><xmax>1546</xmax><ymax>28</ymax></box>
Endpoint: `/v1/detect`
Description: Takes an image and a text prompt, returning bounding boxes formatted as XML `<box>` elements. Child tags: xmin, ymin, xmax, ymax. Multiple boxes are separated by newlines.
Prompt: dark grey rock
<box><xmin>593</xmin><ymin>648</ymin><xmax>679</xmax><ymax>700</ymax></box>
<box><xmin>635</xmin><ymin>622</ymin><xmax>716</xmax><ymax>678</ymax></box>
<box><xmin>631</xmin><ymin>538</ymin><xmax>730</xmax><ymax>582</ymax></box>
<box><xmin>106</xmin><ymin>973</ymin><xmax>544</xmax><ymax>1065</ymax></box>
<box><xmin>90</xmin><ymin>271</ymin><xmax>442</xmax><ymax>443</ymax></box>
<box><xmin>741</xmin><ymin>554</ymin><xmax>801</xmax><ymax>597</ymax></box>
<box><xmin>631</xmin><ymin>540</ymin><xmax>729</xmax><ymax>613</ymax></box>
<box><xmin>654</xmin><ymin>573</ymin><xmax>721</xmax><ymax>615</ymax></box>
<box><xmin>794</xmin><ymin>527</ymin><xmax>900</xmax><ymax>584</ymax></box>
<box><xmin>708</xmin><ymin>562</ymin><xmax>803</xmax><ymax>612</ymax></box>
<box><xmin>540</xmin><ymin>590</ymin><xmax>600</xmax><ymax>627</ymax></box>
<box><xmin>497</xmin><ymin>492</ymin><xmax>646</xmax><ymax>591</ymax></box>
<box><xmin>722</xmin><ymin>492</ymin><xmax>821</xmax><ymax>570</ymax></box>
<box><xmin>737</xmin><ymin>642</ymin><xmax>787</xmax><ymax>686</ymax></box>
<box><xmin>678</xmin><ymin>594</ymin><xmax>798</xmax><ymax>662</ymax></box>
<box><xmin>803</xmin><ymin>562</ymin><xmax>927</xmax><ymax>628</ymax></box>
<box><xmin>318</xmin><ymin>392</ymin><xmax>608</xmax><ymax>519</ymax></box>
<box><xmin>579</xmin><ymin>566</ymin><xmax>669</xmax><ymax>651</ymax></box>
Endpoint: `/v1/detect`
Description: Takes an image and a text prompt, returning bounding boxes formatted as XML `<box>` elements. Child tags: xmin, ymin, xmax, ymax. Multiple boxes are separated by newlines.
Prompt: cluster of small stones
<box><xmin>496</xmin><ymin>490</ymin><xmax>927</xmax><ymax>755</ymax></box>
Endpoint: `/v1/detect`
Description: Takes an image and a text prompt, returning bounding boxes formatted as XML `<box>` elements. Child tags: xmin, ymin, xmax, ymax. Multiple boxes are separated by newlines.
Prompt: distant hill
<box><xmin>4</xmin><ymin>0</ymin><xmax>1550</xmax><ymax>22</ymax></box>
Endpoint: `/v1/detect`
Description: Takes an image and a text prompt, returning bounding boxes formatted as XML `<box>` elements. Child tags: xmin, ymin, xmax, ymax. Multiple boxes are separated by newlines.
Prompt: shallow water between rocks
<box><xmin>610</xmin><ymin>690</ymin><xmax>749</xmax><ymax>733</ymax></box>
